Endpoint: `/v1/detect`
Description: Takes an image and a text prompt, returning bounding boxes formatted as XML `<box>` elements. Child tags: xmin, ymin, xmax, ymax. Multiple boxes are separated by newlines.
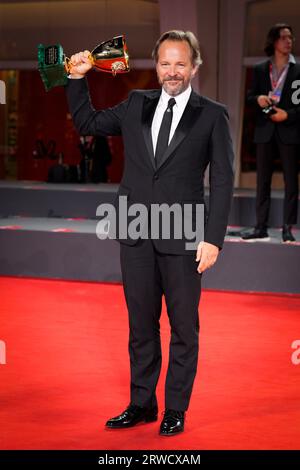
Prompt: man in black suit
<box><xmin>66</xmin><ymin>30</ymin><xmax>234</xmax><ymax>436</ymax></box>
<box><xmin>242</xmin><ymin>24</ymin><xmax>300</xmax><ymax>243</ymax></box>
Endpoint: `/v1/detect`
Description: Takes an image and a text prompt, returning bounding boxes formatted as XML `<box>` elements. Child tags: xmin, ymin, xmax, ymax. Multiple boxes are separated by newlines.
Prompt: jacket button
<box><xmin>154</xmin><ymin>174</ymin><xmax>159</xmax><ymax>180</ymax></box>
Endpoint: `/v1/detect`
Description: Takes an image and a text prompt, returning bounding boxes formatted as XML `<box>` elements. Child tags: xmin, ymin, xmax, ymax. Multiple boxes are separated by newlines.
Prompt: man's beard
<box><xmin>159</xmin><ymin>75</ymin><xmax>188</xmax><ymax>97</ymax></box>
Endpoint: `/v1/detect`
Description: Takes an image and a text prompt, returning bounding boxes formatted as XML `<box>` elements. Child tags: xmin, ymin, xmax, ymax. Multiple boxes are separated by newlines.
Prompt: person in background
<box><xmin>78</xmin><ymin>135</ymin><xmax>93</xmax><ymax>183</ymax></box>
<box><xmin>242</xmin><ymin>23</ymin><xmax>300</xmax><ymax>243</ymax></box>
<box><xmin>47</xmin><ymin>152</ymin><xmax>67</xmax><ymax>183</ymax></box>
<box><xmin>90</xmin><ymin>136</ymin><xmax>112</xmax><ymax>183</ymax></box>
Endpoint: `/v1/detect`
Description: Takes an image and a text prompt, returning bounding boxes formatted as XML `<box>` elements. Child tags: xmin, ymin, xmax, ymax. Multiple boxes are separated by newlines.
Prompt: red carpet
<box><xmin>0</xmin><ymin>276</ymin><xmax>299</xmax><ymax>450</ymax></box>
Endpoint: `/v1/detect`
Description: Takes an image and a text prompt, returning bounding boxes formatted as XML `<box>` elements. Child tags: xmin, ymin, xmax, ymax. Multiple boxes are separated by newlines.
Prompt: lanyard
<box><xmin>269</xmin><ymin>62</ymin><xmax>289</xmax><ymax>93</ymax></box>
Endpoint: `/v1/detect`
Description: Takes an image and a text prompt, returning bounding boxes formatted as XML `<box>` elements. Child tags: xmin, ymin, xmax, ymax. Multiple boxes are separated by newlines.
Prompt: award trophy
<box><xmin>38</xmin><ymin>35</ymin><xmax>130</xmax><ymax>91</ymax></box>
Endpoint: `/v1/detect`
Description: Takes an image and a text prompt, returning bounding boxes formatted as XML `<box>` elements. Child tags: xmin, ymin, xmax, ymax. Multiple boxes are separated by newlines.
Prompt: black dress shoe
<box><xmin>242</xmin><ymin>227</ymin><xmax>270</xmax><ymax>242</ymax></box>
<box><xmin>282</xmin><ymin>225</ymin><xmax>295</xmax><ymax>243</ymax></box>
<box><xmin>105</xmin><ymin>403</ymin><xmax>158</xmax><ymax>429</ymax></box>
<box><xmin>159</xmin><ymin>409</ymin><xmax>185</xmax><ymax>436</ymax></box>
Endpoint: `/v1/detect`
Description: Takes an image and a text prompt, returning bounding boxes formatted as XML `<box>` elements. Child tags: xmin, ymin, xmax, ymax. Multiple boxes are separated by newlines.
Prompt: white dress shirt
<box><xmin>151</xmin><ymin>85</ymin><xmax>192</xmax><ymax>155</ymax></box>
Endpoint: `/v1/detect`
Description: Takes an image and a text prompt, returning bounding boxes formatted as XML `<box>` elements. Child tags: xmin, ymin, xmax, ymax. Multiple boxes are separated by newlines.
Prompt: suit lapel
<box><xmin>142</xmin><ymin>91</ymin><xmax>161</xmax><ymax>170</ymax></box>
<box><xmin>156</xmin><ymin>90</ymin><xmax>204</xmax><ymax>171</ymax></box>
<box><xmin>263</xmin><ymin>60</ymin><xmax>272</xmax><ymax>92</ymax></box>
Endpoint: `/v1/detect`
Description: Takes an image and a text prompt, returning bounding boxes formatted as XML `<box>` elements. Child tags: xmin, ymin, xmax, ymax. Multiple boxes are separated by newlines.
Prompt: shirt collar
<box><xmin>289</xmin><ymin>54</ymin><xmax>296</xmax><ymax>64</ymax></box>
<box><xmin>271</xmin><ymin>53</ymin><xmax>296</xmax><ymax>66</ymax></box>
<box><xmin>160</xmin><ymin>85</ymin><xmax>192</xmax><ymax>108</ymax></box>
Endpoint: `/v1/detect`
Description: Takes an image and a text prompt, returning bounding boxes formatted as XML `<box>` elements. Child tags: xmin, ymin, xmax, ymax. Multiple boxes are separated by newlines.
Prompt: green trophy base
<box><xmin>38</xmin><ymin>44</ymin><xmax>68</xmax><ymax>92</ymax></box>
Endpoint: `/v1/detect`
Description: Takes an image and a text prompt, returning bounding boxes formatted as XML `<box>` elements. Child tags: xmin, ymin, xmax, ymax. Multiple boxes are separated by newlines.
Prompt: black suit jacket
<box><xmin>66</xmin><ymin>78</ymin><xmax>234</xmax><ymax>253</ymax></box>
<box><xmin>247</xmin><ymin>60</ymin><xmax>300</xmax><ymax>144</ymax></box>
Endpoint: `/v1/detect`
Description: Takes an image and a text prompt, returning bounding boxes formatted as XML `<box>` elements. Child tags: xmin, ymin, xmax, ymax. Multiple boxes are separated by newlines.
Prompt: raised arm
<box><xmin>65</xmin><ymin>50</ymin><xmax>129</xmax><ymax>137</ymax></box>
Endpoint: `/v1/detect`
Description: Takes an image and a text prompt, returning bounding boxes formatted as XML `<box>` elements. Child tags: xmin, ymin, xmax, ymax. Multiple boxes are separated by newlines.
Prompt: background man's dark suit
<box><xmin>66</xmin><ymin>77</ymin><xmax>234</xmax><ymax>411</ymax></box>
<box><xmin>248</xmin><ymin>60</ymin><xmax>300</xmax><ymax>227</ymax></box>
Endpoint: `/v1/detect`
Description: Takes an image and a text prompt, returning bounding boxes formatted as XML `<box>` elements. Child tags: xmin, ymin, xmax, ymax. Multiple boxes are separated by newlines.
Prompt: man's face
<box><xmin>274</xmin><ymin>28</ymin><xmax>293</xmax><ymax>55</ymax></box>
<box><xmin>156</xmin><ymin>40</ymin><xmax>198</xmax><ymax>97</ymax></box>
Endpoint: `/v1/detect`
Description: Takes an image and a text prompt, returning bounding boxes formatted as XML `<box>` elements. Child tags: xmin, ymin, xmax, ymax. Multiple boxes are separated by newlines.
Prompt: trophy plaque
<box><xmin>38</xmin><ymin>35</ymin><xmax>130</xmax><ymax>91</ymax></box>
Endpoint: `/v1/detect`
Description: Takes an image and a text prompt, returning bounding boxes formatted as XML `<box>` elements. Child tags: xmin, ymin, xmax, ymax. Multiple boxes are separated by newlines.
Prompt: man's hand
<box><xmin>270</xmin><ymin>107</ymin><xmax>288</xmax><ymax>122</ymax></box>
<box><xmin>257</xmin><ymin>95</ymin><xmax>272</xmax><ymax>108</ymax></box>
<box><xmin>68</xmin><ymin>50</ymin><xmax>93</xmax><ymax>78</ymax></box>
<box><xmin>195</xmin><ymin>241</ymin><xmax>219</xmax><ymax>274</ymax></box>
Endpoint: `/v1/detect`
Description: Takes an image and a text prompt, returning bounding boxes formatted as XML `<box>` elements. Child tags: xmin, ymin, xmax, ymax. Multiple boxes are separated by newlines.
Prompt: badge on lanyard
<box><xmin>268</xmin><ymin>89</ymin><xmax>281</xmax><ymax>104</ymax></box>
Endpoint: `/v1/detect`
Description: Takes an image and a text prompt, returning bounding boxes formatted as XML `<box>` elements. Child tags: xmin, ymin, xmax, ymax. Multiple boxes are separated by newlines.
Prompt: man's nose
<box><xmin>169</xmin><ymin>65</ymin><xmax>177</xmax><ymax>76</ymax></box>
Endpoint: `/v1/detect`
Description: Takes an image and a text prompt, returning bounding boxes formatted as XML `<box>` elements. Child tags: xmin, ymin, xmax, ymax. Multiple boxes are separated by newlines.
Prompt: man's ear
<box><xmin>191</xmin><ymin>66</ymin><xmax>199</xmax><ymax>79</ymax></box>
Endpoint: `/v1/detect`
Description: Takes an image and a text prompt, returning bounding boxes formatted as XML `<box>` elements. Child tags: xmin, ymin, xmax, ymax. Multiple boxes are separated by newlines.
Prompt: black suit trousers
<box><xmin>120</xmin><ymin>238</ymin><xmax>202</xmax><ymax>411</ymax></box>
<box><xmin>256</xmin><ymin>130</ymin><xmax>299</xmax><ymax>227</ymax></box>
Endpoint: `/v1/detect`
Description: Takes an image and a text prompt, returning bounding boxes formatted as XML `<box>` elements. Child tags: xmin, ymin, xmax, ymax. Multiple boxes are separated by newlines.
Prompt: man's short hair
<box><xmin>152</xmin><ymin>30</ymin><xmax>202</xmax><ymax>67</ymax></box>
<box><xmin>264</xmin><ymin>23</ymin><xmax>294</xmax><ymax>56</ymax></box>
